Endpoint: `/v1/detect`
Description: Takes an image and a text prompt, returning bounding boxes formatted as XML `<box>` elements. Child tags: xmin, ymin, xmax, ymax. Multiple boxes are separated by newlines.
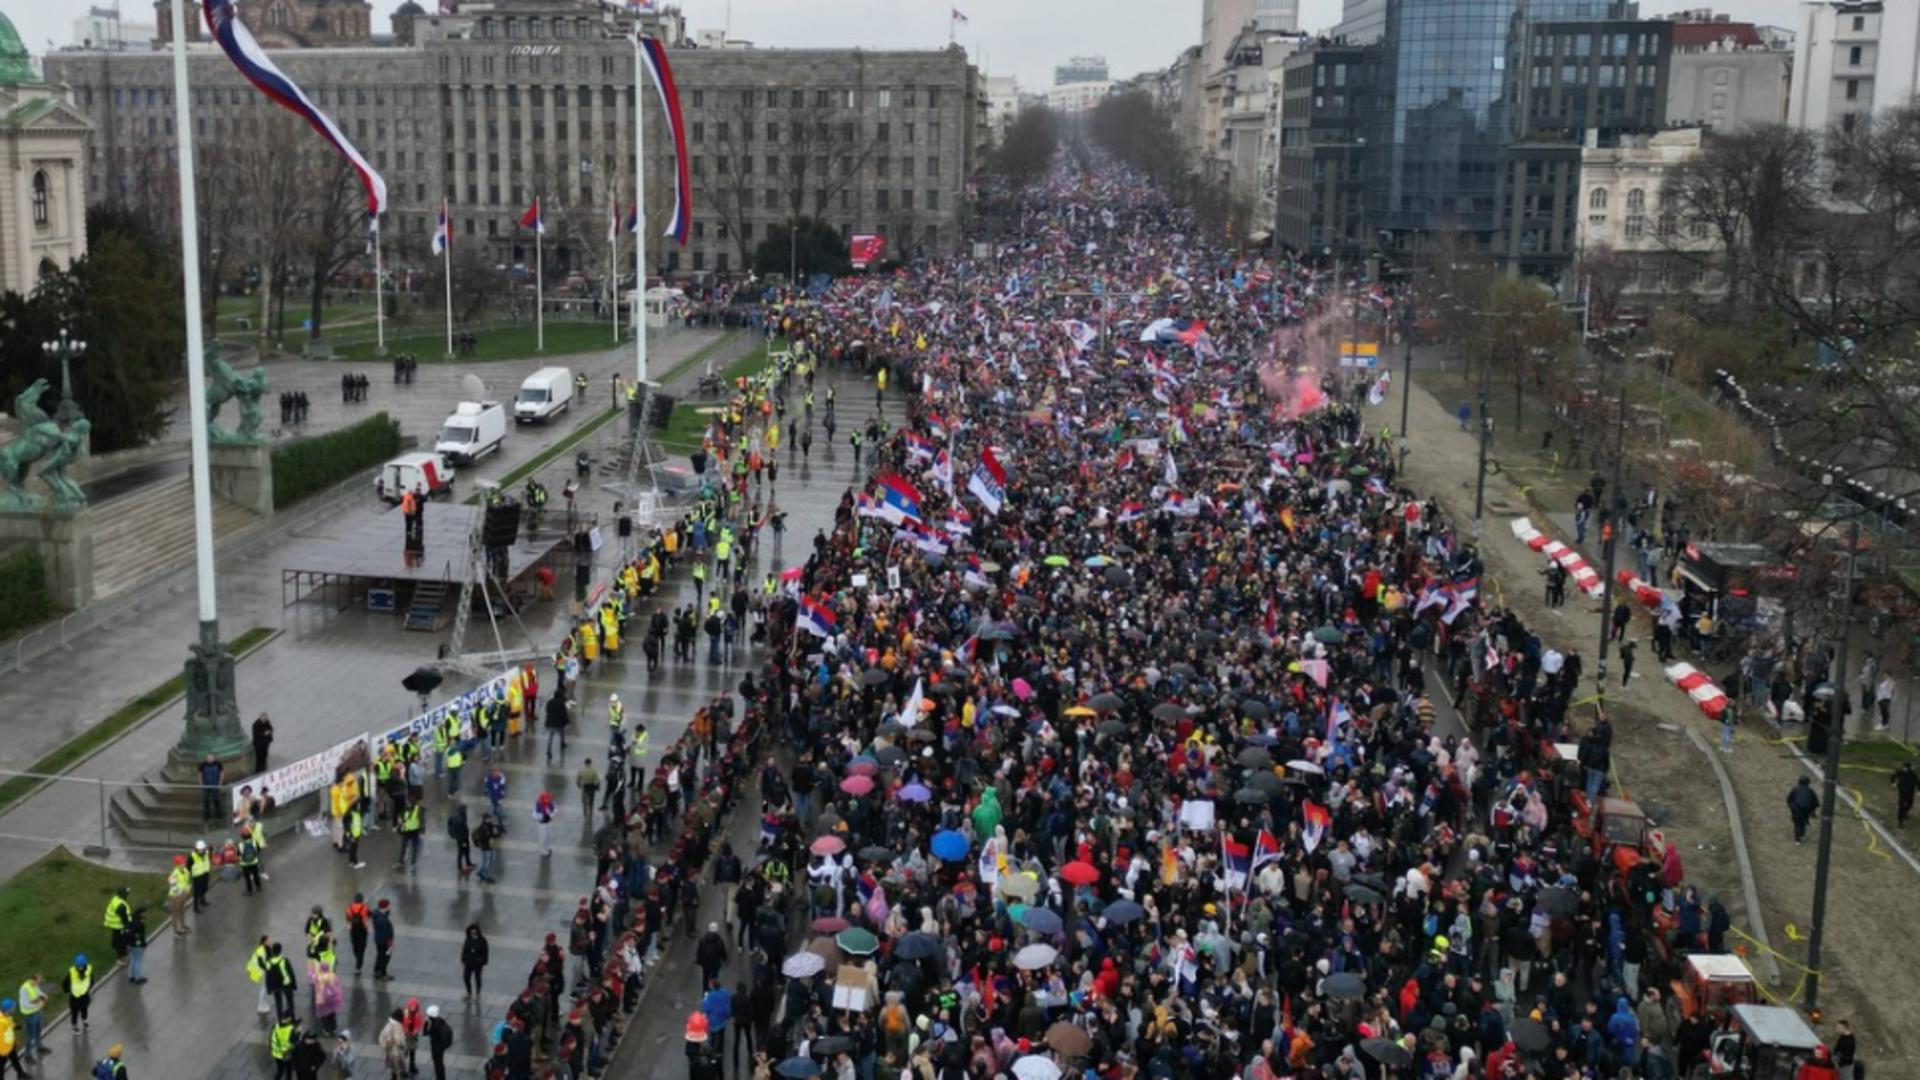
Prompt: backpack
<box><xmin>94</xmin><ymin>1059</ymin><xmax>118</xmax><ymax>1080</ymax></box>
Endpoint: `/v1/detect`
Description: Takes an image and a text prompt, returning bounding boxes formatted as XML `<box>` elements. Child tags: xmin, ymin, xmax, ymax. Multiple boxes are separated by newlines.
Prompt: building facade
<box><xmin>73</xmin><ymin>7</ymin><xmax>159</xmax><ymax>52</ymax></box>
<box><xmin>1276</xmin><ymin>41</ymin><xmax>1373</xmax><ymax>256</ymax></box>
<box><xmin>1052</xmin><ymin>56</ymin><xmax>1107</xmax><ymax>86</ymax></box>
<box><xmin>1044</xmin><ymin>80</ymin><xmax>1112</xmax><ymax>115</ymax></box>
<box><xmin>1577</xmin><ymin>125</ymin><xmax>1719</xmax><ymax>293</ymax></box>
<box><xmin>1667</xmin><ymin>41</ymin><xmax>1790</xmax><ymax>130</ymax></box>
<box><xmin>49</xmin><ymin>1</ymin><xmax>978</xmax><ymax>280</ymax></box>
<box><xmin>1788</xmin><ymin>1</ymin><xmax>1920</xmax><ymax>134</ymax></box>
<box><xmin>156</xmin><ymin>0</ymin><xmax>375</xmax><ymax>46</ymax></box>
<box><xmin>0</xmin><ymin>16</ymin><xmax>90</xmax><ymax>295</ymax></box>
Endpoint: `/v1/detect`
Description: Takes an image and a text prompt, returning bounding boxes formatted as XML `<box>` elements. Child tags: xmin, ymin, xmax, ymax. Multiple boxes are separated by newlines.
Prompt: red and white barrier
<box><xmin>1665</xmin><ymin>661</ymin><xmax>1730</xmax><ymax>719</ymax></box>
<box><xmin>1614</xmin><ymin>568</ymin><xmax>1665</xmax><ymax>610</ymax></box>
<box><xmin>1509</xmin><ymin>518</ymin><xmax>1605</xmax><ymax>597</ymax></box>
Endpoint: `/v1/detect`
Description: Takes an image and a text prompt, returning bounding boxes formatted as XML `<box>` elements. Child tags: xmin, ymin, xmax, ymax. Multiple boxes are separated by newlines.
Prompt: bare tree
<box><xmin>1659</xmin><ymin>124</ymin><xmax>1822</xmax><ymax>310</ymax></box>
<box><xmin>302</xmin><ymin>159</ymin><xmax>367</xmax><ymax>340</ymax></box>
<box><xmin>1575</xmin><ymin>243</ymin><xmax>1636</xmax><ymax>329</ymax></box>
<box><xmin>705</xmin><ymin>92</ymin><xmax>764</xmax><ymax>272</ymax></box>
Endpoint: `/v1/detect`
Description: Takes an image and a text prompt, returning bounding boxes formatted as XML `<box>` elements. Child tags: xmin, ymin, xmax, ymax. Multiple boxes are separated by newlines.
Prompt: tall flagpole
<box><xmin>610</xmin><ymin>198</ymin><xmax>619</xmax><ymax>344</ymax></box>
<box><xmin>169</xmin><ymin>0</ymin><xmax>245</xmax><ymax>759</ymax></box>
<box><xmin>632</xmin><ymin>33</ymin><xmax>648</xmax><ymax>385</ymax></box>
<box><xmin>534</xmin><ymin>197</ymin><xmax>545</xmax><ymax>353</ymax></box>
<box><xmin>373</xmin><ymin>215</ymin><xmax>385</xmax><ymax>355</ymax></box>
<box><xmin>442</xmin><ymin>200</ymin><xmax>454</xmax><ymax>358</ymax></box>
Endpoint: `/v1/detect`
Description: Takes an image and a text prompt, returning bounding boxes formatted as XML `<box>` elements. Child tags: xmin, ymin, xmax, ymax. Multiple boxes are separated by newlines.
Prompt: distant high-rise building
<box><xmin>1789</xmin><ymin>2</ymin><xmax>1920</xmax><ymax>134</ymax></box>
<box><xmin>1252</xmin><ymin>0</ymin><xmax>1299</xmax><ymax>33</ymax></box>
<box><xmin>1663</xmin><ymin>11</ymin><xmax>1791</xmax><ymax>131</ymax></box>
<box><xmin>72</xmin><ymin>7</ymin><xmax>159</xmax><ymax>51</ymax></box>
<box><xmin>1053</xmin><ymin>55</ymin><xmax>1108</xmax><ymax>86</ymax></box>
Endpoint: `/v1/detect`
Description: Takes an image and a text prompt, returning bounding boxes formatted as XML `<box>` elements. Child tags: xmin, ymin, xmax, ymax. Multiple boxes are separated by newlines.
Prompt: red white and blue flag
<box><xmin>203</xmin><ymin>0</ymin><xmax>386</xmax><ymax>216</ymax></box>
<box><xmin>1442</xmin><ymin>577</ymin><xmax>1479</xmax><ymax>625</ymax></box>
<box><xmin>519</xmin><ymin>197</ymin><xmax>544</xmax><ymax>235</ymax></box>
<box><xmin>1116</xmin><ymin>501</ymin><xmax>1146</xmax><ymax>524</ymax></box>
<box><xmin>778</xmin><ymin>565</ymin><xmax>804</xmax><ymax>596</ymax></box>
<box><xmin>898</xmin><ymin>518</ymin><xmax>949</xmax><ymax>556</ymax></box>
<box><xmin>1221</xmin><ymin>834</ymin><xmax>1252</xmax><ymax>890</ymax></box>
<box><xmin>903</xmin><ymin>432</ymin><xmax>937</xmax><ymax>462</ymax></box>
<box><xmin>933</xmin><ymin>448</ymin><xmax>955</xmax><ymax>495</ymax></box>
<box><xmin>1301</xmin><ymin>801</ymin><xmax>1331</xmax><ymax>854</ymax></box>
<box><xmin>963</xmin><ymin>557</ymin><xmax>989</xmax><ymax>590</ymax></box>
<box><xmin>855</xmin><ymin>492</ymin><xmax>885</xmax><ymax>520</ymax></box>
<box><xmin>797</xmin><ymin>596</ymin><xmax>838</xmax><ymax>638</ymax></box>
<box><xmin>1251</xmin><ymin>829</ymin><xmax>1283</xmax><ymax>873</ymax></box>
<box><xmin>431</xmin><ymin>201</ymin><xmax>452</xmax><ymax>256</ymax></box>
<box><xmin>1326</xmin><ymin>697</ymin><xmax>1351</xmax><ymax>746</ymax></box>
<box><xmin>925</xmin><ymin>413</ymin><xmax>951</xmax><ymax>440</ymax></box>
<box><xmin>967</xmin><ymin>446</ymin><xmax>1008</xmax><ymax>515</ymax></box>
<box><xmin>636</xmin><ymin>36</ymin><xmax>692</xmax><ymax>247</ymax></box>
<box><xmin>624</xmin><ymin>203</ymin><xmax>640</xmax><ymax>234</ymax></box>
<box><xmin>875</xmin><ymin>473</ymin><xmax>925</xmax><ymax>524</ymax></box>
<box><xmin>943</xmin><ymin>505</ymin><xmax>972</xmax><ymax>537</ymax></box>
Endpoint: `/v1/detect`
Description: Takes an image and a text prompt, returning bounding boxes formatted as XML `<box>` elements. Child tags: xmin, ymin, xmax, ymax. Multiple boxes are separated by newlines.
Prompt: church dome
<box><xmin>0</xmin><ymin>12</ymin><xmax>40</xmax><ymax>86</ymax></box>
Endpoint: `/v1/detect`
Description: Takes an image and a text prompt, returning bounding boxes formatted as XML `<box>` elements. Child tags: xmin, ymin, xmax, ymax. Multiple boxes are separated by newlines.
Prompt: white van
<box><xmin>435</xmin><ymin>401</ymin><xmax>508</xmax><ymax>464</ymax></box>
<box><xmin>515</xmin><ymin>366</ymin><xmax>574</xmax><ymax>423</ymax></box>
<box><xmin>375</xmin><ymin>452</ymin><xmax>454</xmax><ymax>503</ymax></box>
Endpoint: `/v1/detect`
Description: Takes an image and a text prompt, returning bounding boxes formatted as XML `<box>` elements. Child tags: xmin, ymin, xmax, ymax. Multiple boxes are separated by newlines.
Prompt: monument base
<box><xmin>209</xmin><ymin>442</ymin><xmax>274</xmax><ymax>516</ymax></box>
<box><xmin>174</xmin><ymin>618</ymin><xmax>247</xmax><ymax>760</ymax></box>
<box><xmin>0</xmin><ymin>507</ymin><xmax>94</xmax><ymax>609</ymax></box>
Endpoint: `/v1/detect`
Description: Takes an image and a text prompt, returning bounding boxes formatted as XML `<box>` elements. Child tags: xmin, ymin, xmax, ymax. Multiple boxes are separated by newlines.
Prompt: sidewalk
<box><xmin>1369</xmin><ymin>374</ymin><xmax>1920</xmax><ymax>1069</ymax></box>
<box><xmin>15</xmin><ymin>362</ymin><xmax>895</xmax><ymax>1077</ymax></box>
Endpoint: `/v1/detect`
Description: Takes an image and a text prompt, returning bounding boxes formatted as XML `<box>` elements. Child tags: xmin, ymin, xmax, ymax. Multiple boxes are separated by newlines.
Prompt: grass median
<box><xmin>334</xmin><ymin>321</ymin><xmax>623</xmax><ymax>362</ymax></box>
<box><xmin>0</xmin><ymin>848</ymin><xmax>163</xmax><ymax>1019</ymax></box>
<box><xmin>0</xmin><ymin>626</ymin><xmax>278</xmax><ymax>817</ymax></box>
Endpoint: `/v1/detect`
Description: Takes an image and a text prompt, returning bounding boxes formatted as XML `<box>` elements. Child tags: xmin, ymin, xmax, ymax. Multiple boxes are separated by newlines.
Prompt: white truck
<box><xmin>375</xmin><ymin>451</ymin><xmax>455</xmax><ymax>503</ymax></box>
<box><xmin>515</xmin><ymin>366</ymin><xmax>575</xmax><ymax>423</ymax></box>
<box><xmin>434</xmin><ymin>401</ymin><xmax>507</xmax><ymax>464</ymax></box>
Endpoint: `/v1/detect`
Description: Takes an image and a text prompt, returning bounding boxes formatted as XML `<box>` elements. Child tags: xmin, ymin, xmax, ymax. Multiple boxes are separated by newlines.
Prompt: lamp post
<box><xmin>42</xmin><ymin>329</ymin><xmax>87</xmax><ymax>428</ymax></box>
<box><xmin>1594</xmin><ymin>332</ymin><xmax>1630</xmax><ymax>689</ymax></box>
<box><xmin>1804</xmin><ymin>510</ymin><xmax>1861</xmax><ymax>1016</ymax></box>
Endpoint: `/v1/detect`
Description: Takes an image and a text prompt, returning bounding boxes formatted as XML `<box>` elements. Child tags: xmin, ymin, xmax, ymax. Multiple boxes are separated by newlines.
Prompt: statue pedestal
<box><xmin>0</xmin><ymin>507</ymin><xmax>94</xmax><ymax>609</ymax></box>
<box><xmin>209</xmin><ymin>443</ymin><xmax>273</xmax><ymax>516</ymax></box>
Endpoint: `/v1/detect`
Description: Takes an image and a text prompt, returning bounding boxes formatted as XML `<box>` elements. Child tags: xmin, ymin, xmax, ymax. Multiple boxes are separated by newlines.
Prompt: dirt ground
<box><xmin>1369</xmin><ymin>377</ymin><xmax>1920</xmax><ymax>1071</ymax></box>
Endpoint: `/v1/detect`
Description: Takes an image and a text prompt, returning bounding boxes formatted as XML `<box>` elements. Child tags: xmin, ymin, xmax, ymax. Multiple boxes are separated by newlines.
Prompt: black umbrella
<box><xmin>813</xmin><ymin>1035</ymin><xmax>853</xmax><ymax>1056</ymax></box>
<box><xmin>401</xmin><ymin>667</ymin><xmax>444</xmax><ymax>695</ymax></box>
<box><xmin>1321</xmin><ymin>972</ymin><xmax>1366</xmax><ymax>999</ymax></box>
<box><xmin>1236</xmin><ymin>747</ymin><xmax>1273</xmax><ymax>769</ymax></box>
<box><xmin>1015</xmin><ymin>595</ymin><xmax>1043</xmax><ymax>610</ymax></box>
<box><xmin>858</xmin><ymin>845</ymin><xmax>895</xmax><ymax>864</ymax></box>
<box><xmin>1238</xmin><ymin>698</ymin><xmax>1271</xmax><ymax>719</ymax></box>
<box><xmin>894</xmin><ymin>931</ymin><xmax>941</xmax><ymax>960</ymax></box>
<box><xmin>860</xmin><ymin>669</ymin><xmax>891</xmax><ymax>687</ymax></box>
<box><xmin>1361</xmin><ymin>1038</ymin><xmax>1410</xmax><ymax>1067</ymax></box>
<box><xmin>1344</xmin><ymin>883</ymin><xmax>1387</xmax><ymax>905</ymax></box>
<box><xmin>1096</xmin><ymin>719</ymin><xmax>1128</xmax><ymax>737</ymax></box>
<box><xmin>874</xmin><ymin>745</ymin><xmax>908</xmax><ymax>767</ymax></box>
<box><xmin>1248</xmin><ymin>771</ymin><xmax>1286</xmax><ymax>794</ymax></box>
<box><xmin>907</xmin><ymin>729</ymin><xmax>937</xmax><ymax>743</ymax></box>
<box><xmin>1169</xmin><ymin>662</ymin><xmax>1198</xmax><ymax>678</ymax></box>
<box><xmin>1151</xmin><ymin>702</ymin><xmax>1188</xmax><ymax>721</ymax></box>
<box><xmin>1233</xmin><ymin>787</ymin><xmax>1268</xmax><ymax>805</ymax></box>
<box><xmin>876</xmin><ymin>721</ymin><xmax>906</xmax><ymax>737</ymax></box>
<box><xmin>1088</xmin><ymin>692</ymin><xmax>1125</xmax><ymax>712</ymax></box>
<box><xmin>1104</xmin><ymin>565</ymin><xmax>1131</xmax><ymax>587</ymax></box>
<box><xmin>1509</xmin><ymin>1018</ymin><xmax>1551</xmax><ymax>1054</ymax></box>
<box><xmin>926</xmin><ymin>682</ymin><xmax>962</xmax><ymax>697</ymax></box>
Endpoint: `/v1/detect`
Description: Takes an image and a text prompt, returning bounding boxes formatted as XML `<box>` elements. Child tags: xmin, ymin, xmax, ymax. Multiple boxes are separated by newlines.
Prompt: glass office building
<box><xmin>1367</xmin><ymin>0</ymin><xmax>1517</xmax><ymax>247</ymax></box>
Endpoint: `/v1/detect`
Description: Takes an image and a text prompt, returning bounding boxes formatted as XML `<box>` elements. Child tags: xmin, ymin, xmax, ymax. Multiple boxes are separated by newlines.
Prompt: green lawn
<box><xmin>660</xmin><ymin>400</ymin><xmax>725</xmax><ymax>450</ymax></box>
<box><xmin>333</xmin><ymin>320</ymin><xmax>624</xmax><ymax>362</ymax></box>
<box><xmin>0</xmin><ymin>848</ymin><xmax>163</xmax><ymax>1017</ymax></box>
<box><xmin>0</xmin><ymin>627</ymin><xmax>277</xmax><ymax>817</ymax></box>
<box><xmin>1841</xmin><ymin>736</ymin><xmax>1920</xmax><ymax>828</ymax></box>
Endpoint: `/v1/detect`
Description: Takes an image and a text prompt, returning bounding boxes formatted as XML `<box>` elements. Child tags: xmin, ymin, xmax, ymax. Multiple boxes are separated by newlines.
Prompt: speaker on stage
<box><xmin>647</xmin><ymin>392</ymin><xmax>676</xmax><ymax>430</ymax></box>
<box><xmin>483</xmin><ymin>499</ymin><xmax>522</xmax><ymax>550</ymax></box>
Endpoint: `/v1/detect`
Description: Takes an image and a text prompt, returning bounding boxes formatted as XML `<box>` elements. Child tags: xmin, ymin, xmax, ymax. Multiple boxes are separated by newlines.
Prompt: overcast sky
<box><xmin>32</xmin><ymin>0</ymin><xmax>1816</xmax><ymax>92</ymax></box>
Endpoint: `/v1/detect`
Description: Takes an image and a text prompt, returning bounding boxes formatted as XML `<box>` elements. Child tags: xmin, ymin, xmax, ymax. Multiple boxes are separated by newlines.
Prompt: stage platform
<box><xmin>280</xmin><ymin>504</ymin><xmax>568</xmax><ymax>608</ymax></box>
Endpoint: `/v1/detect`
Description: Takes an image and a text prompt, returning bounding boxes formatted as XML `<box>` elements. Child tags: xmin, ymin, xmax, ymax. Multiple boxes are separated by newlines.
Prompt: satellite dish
<box><xmin>462</xmin><ymin>373</ymin><xmax>486</xmax><ymax>401</ymax></box>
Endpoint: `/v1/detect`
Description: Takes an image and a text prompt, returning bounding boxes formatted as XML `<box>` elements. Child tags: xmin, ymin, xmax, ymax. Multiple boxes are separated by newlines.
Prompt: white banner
<box><xmin>374</xmin><ymin>668</ymin><xmax>517</xmax><ymax>757</ymax></box>
<box><xmin>230</xmin><ymin>731</ymin><xmax>373</xmax><ymax>815</ymax></box>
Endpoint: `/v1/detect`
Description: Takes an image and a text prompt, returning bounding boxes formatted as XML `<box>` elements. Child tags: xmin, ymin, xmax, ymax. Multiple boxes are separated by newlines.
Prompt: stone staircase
<box><xmin>91</xmin><ymin>472</ymin><xmax>264</xmax><ymax>600</ymax></box>
<box><xmin>108</xmin><ymin>750</ymin><xmax>244</xmax><ymax>851</ymax></box>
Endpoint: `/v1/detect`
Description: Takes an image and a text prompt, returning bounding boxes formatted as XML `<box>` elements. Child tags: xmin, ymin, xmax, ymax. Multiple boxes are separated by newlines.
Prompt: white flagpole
<box><xmin>610</xmin><ymin>199</ymin><xmax>620</xmax><ymax>345</ymax></box>
<box><xmin>168</xmin><ymin>0</ymin><xmax>218</xmax><ymax>634</ymax></box>
<box><xmin>442</xmin><ymin>200</ymin><xmax>454</xmax><ymax>358</ymax></box>
<box><xmin>535</xmin><ymin>197</ymin><xmax>545</xmax><ymax>353</ymax></box>
<box><xmin>373</xmin><ymin>216</ymin><xmax>385</xmax><ymax>355</ymax></box>
<box><xmin>632</xmin><ymin>35</ymin><xmax>648</xmax><ymax>385</ymax></box>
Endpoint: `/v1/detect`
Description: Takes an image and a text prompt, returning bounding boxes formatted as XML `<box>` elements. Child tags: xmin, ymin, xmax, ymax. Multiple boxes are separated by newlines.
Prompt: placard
<box><xmin>231</xmin><ymin>732</ymin><xmax>373</xmax><ymax>815</ymax></box>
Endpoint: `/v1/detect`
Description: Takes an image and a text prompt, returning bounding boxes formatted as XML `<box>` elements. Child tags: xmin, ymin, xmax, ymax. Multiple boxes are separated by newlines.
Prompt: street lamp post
<box><xmin>1472</xmin><ymin>329</ymin><xmax>1493</xmax><ymax>539</ymax></box>
<box><xmin>1594</xmin><ymin>335</ymin><xmax>1629</xmax><ymax>689</ymax></box>
<box><xmin>1804</xmin><ymin>512</ymin><xmax>1861</xmax><ymax>1016</ymax></box>
<box><xmin>42</xmin><ymin>329</ymin><xmax>87</xmax><ymax>429</ymax></box>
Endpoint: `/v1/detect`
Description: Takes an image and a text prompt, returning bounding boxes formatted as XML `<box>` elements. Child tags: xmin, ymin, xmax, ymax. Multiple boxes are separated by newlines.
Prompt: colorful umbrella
<box><xmin>930</xmin><ymin>830</ymin><xmax>970</xmax><ymax>861</ymax></box>
<box><xmin>840</xmin><ymin>774</ymin><xmax>875</xmax><ymax>796</ymax></box>
<box><xmin>1063</xmin><ymin>705</ymin><xmax>1097</xmax><ymax>717</ymax></box>
<box><xmin>897</xmin><ymin>782</ymin><xmax>933</xmax><ymax>803</ymax></box>
<box><xmin>1101</xmin><ymin>899</ymin><xmax>1146</xmax><ymax>924</ymax></box>
<box><xmin>1059</xmin><ymin>861</ymin><xmax>1099</xmax><ymax>886</ymax></box>
<box><xmin>1012</xmin><ymin>943</ymin><xmax>1058</xmax><ymax>970</ymax></box>
<box><xmin>835</xmin><ymin>927</ymin><xmax>879</xmax><ymax>955</ymax></box>
<box><xmin>781</xmin><ymin>951</ymin><xmax>826</xmax><ymax>978</ymax></box>
<box><xmin>810</xmin><ymin>835</ymin><xmax>847</xmax><ymax>856</ymax></box>
<box><xmin>810</xmin><ymin>915</ymin><xmax>850</xmax><ymax>933</ymax></box>
<box><xmin>1021</xmin><ymin>907</ymin><xmax>1063</xmax><ymax>935</ymax></box>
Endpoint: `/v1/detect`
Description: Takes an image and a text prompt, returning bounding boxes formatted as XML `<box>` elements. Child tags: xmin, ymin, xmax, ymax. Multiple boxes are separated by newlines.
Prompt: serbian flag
<box><xmin>967</xmin><ymin>446</ymin><xmax>1008</xmax><ymax>515</ymax></box>
<box><xmin>875</xmin><ymin>473</ymin><xmax>925</xmax><ymax>524</ymax></box>
<box><xmin>1116</xmin><ymin>501</ymin><xmax>1145</xmax><ymax>524</ymax></box>
<box><xmin>203</xmin><ymin>0</ymin><xmax>387</xmax><ymax>216</ymax></box>
<box><xmin>797</xmin><ymin>596</ymin><xmax>837</xmax><ymax>638</ymax></box>
<box><xmin>1221</xmin><ymin>834</ymin><xmax>1252</xmax><ymax>890</ymax></box>
<box><xmin>1250</xmin><ymin>829</ymin><xmax>1283</xmax><ymax>874</ymax></box>
<box><xmin>624</xmin><ymin>203</ymin><xmax>640</xmax><ymax>234</ymax></box>
<box><xmin>636</xmin><ymin>36</ymin><xmax>692</xmax><ymax>246</ymax></box>
<box><xmin>925</xmin><ymin>413</ymin><xmax>951</xmax><ymax>440</ymax></box>
<box><xmin>963</xmin><ymin>556</ymin><xmax>989</xmax><ymax>590</ymax></box>
<box><xmin>778</xmin><ymin>565</ymin><xmax>804</xmax><ymax>596</ymax></box>
<box><xmin>903</xmin><ymin>432</ymin><xmax>937</xmax><ymax>462</ymax></box>
<box><xmin>943</xmin><ymin>506</ymin><xmax>972</xmax><ymax>537</ymax></box>
<box><xmin>606</xmin><ymin>197</ymin><xmax>619</xmax><ymax>243</ymax></box>
<box><xmin>898</xmin><ymin>518</ymin><xmax>948</xmax><ymax>556</ymax></box>
<box><xmin>854</xmin><ymin>492</ymin><xmax>886</xmax><ymax>519</ymax></box>
<box><xmin>431</xmin><ymin>201</ymin><xmax>452</xmax><ymax>256</ymax></box>
<box><xmin>519</xmin><ymin>197</ymin><xmax>544</xmax><ymax>234</ymax></box>
<box><xmin>1113</xmin><ymin>447</ymin><xmax>1135</xmax><ymax>472</ymax></box>
<box><xmin>933</xmin><ymin>448</ymin><xmax>956</xmax><ymax>495</ymax></box>
<box><xmin>951</xmin><ymin>7</ymin><xmax>968</xmax><ymax>23</ymax></box>
<box><xmin>1301</xmin><ymin>801</ymin><xmax>1331</xmax><ymax>854</ymax></box>
<box><xmin>1441</xmin><ymin>577</ymin><xmax>1479</xmax><ymax>625</ymax></box>
<box><xmin>1326</xmin><ymin>697</ymin><xmax>1351</xmax><ymax>745</ymax></box>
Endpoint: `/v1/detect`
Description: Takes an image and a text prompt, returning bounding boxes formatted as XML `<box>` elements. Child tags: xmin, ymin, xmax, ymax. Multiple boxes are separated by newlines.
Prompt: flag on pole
<box><xmin>607</xmin><ymin>198</ymin><xmax>619</xmax><ymax>243</ymax></box>
<box><xmin>875</xmin><ymin>473</ymin><xmax>926</xmax><ymax>524</ymax></box>
<box><xmin>431</xmin><ymin>202</ymin><xmax>452</xmax><ymax>255</ymax></box>
<box><xmin>967</xmin><ymin>446</ymin><xmax>1008</xmax><ymax>515</ymax></box>
<box><xmin>1221</xmin><ymin>834</ymin><xmax>1251</xmax><ymax>890</ymax></box>
<box><xmin>624</xmin><ymin>203</ymin><xmax>640</xmax><ymax>234</ymax></box>
<box><xmin>1116</xmin><ymin>501</ymin><xmax>1145</xmax><ymax>524</ymax></box>
<box><xmin>202</xmin><ymin>0</ymin><xmax>387</xmax><ymax>215</ymax></box>
<box><xmin>519</xmin><ymin>198</ymin><xmax>545</xmax><ymax>234</ymax></box>
<box><xmin>1301</xmin><ymin>801</ymin><xmax>1331</xmax><ymax>853</ymax></box>
<box><xmin>1250</xmin><ymin>829</ymin><xmax>1283</xmax><ymax>874</ymax></box>
<box><xmin>635</xmin><ymin>37</ymin><xmax>692</xmax><ymax>246</ymax></box>
<box><xmin>951</xmin><ymin>8</ymin><xmax>969</xmax><ymax>24</ymax></box>
<box><xmin>797</xmin><ymin>596</ymin><xmax>838</xmax><ymax>638</ymax></box>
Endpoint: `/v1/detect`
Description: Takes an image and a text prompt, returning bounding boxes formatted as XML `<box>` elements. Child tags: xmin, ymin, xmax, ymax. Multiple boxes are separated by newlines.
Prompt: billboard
<box><xmin>850</xmin><ymin>234</ymin><xmax>885</xmax><ymax>269</ymax></box>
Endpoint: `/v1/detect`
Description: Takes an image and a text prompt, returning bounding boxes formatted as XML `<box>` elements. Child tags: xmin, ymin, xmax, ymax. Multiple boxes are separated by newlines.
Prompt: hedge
<box><xmin>272</xmin><ymin>411</ymin><xmax>402</xmax><ymax>509</ymax></box>
<box><xmin>0</xmin><ymin>547</ymin><xmax>55</xmax><ymax>637</ymax></box>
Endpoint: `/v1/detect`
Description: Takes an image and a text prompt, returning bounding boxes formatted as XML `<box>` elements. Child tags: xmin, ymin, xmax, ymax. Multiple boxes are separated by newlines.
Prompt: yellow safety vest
<box><xmin>248</xmin><ymin>946</ymin><xmax>269</xmax><ymax>982</ymax></box>
<box><xmin>632</xmin><ymin>729</ymin><xmax>648</xmax><ymax>761</ymax></box>
<box><xmin>190</xmin><ymin>850</ymin><xmax>212</xmax><ymax>878</ymax></box>
<box><xmin>18</xmin><ymin>980</ymin><xmax>46</xmax><ymax>1016</ymax></box>
<box><xmin>271</xmin><ymin>1021</ymin><xmax>296</xmax><ymax>1059</ymax></box>
<box><xmin>446</xmin><ymin>745</ymin><xmax>464</xmax><ymax>771</ymax></box>
<box><xmin>68</xmin><ymin>965</ymin><xmax>91</xmax><ymax>998</ymax></box>
<box><xmin>104</xmin><ymin>895</ymin><xmax>130</xmax><ymax>930</ymax></box>
<box><xmin>169</xmin><ymin>866</ymin><xmax>191</xmax><ymax>897</ymax></box>
<box><xmin>402</xmin><ymin>805</ymin><xmax>423</xmax><ymax>833</ymax></box>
